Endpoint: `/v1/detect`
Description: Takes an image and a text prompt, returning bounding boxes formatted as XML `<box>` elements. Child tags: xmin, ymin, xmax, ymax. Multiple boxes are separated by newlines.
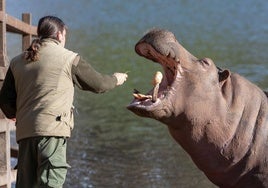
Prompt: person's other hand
<box><xmin>9</xmin><ymin>118</ymin><xmax>16</xmax><ymax>122</ymax></box>
<box><xmin>113</xmin><ymin>73</ymin><xmax>128</xmax><ymax>86</ymax></box>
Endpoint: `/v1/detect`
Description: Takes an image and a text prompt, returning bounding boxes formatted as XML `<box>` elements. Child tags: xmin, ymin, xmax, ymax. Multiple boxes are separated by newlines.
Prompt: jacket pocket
<box><xmin>56</xmin><ymin>106</ymin><xmax>74</xmax><ymax>130</ymax></box>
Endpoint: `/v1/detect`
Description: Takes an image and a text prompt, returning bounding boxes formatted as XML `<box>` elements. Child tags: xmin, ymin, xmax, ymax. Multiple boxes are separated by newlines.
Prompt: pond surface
<box><xmin>7</xmin><ymin>0</ymin><xmax>268</xmax><ymax>187</ymax></box>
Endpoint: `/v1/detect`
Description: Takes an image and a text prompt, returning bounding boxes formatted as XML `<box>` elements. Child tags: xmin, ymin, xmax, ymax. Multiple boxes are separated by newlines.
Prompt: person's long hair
<box><xmin>24</xmin><ymin>16</ymin><xmax>67</xmax><ymax>62</ymax></box>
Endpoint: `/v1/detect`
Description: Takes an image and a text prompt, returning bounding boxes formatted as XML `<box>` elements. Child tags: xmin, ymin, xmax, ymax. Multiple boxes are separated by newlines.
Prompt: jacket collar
<box><xmin>41</xmin><ymin>38</ymin><xmax>60</xmax><ymax>45</ymax></box>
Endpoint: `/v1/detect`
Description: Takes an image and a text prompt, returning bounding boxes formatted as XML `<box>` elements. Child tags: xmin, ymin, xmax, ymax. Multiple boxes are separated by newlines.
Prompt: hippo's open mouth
<box><xmin>127</xmin><ymin>41</ymin><xmax>179</xmax><ymax>110</ymax></box>
<box><xmin>127</xmin><ymin>29</ymin><xmax>199</xmax><ymax>117</ymax></box>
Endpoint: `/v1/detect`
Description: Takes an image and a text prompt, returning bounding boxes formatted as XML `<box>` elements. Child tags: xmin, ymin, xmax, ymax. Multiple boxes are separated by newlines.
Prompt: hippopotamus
<box><xmin>127</xmin><ymin>29</ymin><xmax>268</xmax><ymax>188</ymax></box>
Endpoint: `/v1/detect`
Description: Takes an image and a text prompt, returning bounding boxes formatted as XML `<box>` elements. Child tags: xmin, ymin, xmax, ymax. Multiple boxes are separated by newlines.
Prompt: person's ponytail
<box><xmin>24</xmin><ymin>38</ymin><xmax>42</xmax><ymax>62</ymax></box>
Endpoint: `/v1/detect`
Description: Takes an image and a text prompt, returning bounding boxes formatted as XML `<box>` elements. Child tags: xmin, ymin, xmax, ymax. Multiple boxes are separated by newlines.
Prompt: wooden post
<box><xmin>22</xmin><ymin>13</ymin><xmax>32</xmax><ymax>51</ymax></box>
<box><xmin>0</xmin><ymin>0</ymin><xmax>7</xmax><ymax>83</ymax></box>
<box><xmin>0</xmin><ymin>1</ymin><xmax>37</xmax><ymax>187</ymax></box>
<box><xmin>0</xmin><ymin>0</ymin><xmax>11</xmax><ymax>187</ymax></box>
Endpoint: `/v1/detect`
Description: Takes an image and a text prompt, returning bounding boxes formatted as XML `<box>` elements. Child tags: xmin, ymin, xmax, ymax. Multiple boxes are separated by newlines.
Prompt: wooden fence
<box><xmin>0</xmin><ymin>0</ymin><xmax>37</xmax><ymax>187</ymax></box>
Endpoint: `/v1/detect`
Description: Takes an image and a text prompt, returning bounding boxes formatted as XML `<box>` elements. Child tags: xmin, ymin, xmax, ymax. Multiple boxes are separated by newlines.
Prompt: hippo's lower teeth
<box><xmin>133</xmin><ymin>93</ymin><xmax>152</xmax><ymax>100</ymax></box>
<box><xmin>132</xmin><ymin>71</ymin><xmax>163</xmax><ymax>102</ymax></box>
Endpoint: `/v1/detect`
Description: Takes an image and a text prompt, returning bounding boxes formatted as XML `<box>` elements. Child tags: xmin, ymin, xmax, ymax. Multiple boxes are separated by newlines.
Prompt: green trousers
<box><xmin>16</xmin><ymin>137</ymin><xmax>70</xmax><ymax>188</ymax></box>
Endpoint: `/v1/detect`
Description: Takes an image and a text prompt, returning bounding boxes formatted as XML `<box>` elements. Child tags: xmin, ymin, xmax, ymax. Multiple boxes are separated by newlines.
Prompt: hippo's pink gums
<box><xmin>127</xmin><ymin>29</ymin><xmax>268</xmax><ymax>188</ymax></box>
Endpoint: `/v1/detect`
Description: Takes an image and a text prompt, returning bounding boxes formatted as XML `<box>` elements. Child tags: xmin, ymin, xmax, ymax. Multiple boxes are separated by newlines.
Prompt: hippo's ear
<box><xmin>218</xmin><ymin>69</ymin><xmax>230</xmax><ymax>86</ymax></box>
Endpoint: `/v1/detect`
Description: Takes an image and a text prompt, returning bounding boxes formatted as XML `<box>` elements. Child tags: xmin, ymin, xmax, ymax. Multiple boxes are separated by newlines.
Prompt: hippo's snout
<box><xmin>128</xmin><ymin>29</ymin><xmax>187</xmax><ymax>118</ymax></box>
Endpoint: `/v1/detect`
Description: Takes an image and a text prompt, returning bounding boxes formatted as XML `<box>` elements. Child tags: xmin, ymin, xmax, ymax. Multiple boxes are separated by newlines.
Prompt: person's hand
<box><xmin>113</xmin><ymin>72</ymin><xmax>128</xmax><ymax>86</ymax></box>
<box><xmin>9</xmin><ymin>118</ymin><xmax>16</xmax><ymax>122</ymax></box>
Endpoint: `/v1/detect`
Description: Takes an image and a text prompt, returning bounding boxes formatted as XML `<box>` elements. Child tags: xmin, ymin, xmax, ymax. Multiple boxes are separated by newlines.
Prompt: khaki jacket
<box><xmin>10</xmin><ymin>39</ymin><xmax>77</xmax><ymax>141</ymax></box>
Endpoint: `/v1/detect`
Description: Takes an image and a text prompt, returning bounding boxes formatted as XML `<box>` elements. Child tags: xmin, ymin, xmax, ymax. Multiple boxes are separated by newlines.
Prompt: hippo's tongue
<box><xmin>132</xmin><ymin>71</ymin><xmax>163</xmax><ymax>102</ymax></box>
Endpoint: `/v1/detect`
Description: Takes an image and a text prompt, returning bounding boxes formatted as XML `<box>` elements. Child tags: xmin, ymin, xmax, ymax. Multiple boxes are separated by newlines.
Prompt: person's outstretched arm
<box><xmin>71</xmin><ymin>56</ymin><xmax>127</xmax><ymax>93</ymax></box>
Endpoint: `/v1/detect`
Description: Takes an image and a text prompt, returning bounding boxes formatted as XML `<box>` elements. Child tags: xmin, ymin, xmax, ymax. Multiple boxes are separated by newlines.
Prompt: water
<box><xmin>6</xmin><ymin>1</ymin><xmax>268</xmax><ymax>187</ymax></box>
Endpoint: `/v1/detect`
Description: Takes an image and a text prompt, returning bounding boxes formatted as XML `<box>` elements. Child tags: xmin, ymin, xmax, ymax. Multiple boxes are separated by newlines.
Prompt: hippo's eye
<box><xmin>200</xmin><ymin>58</ymin><xmax>212</xmax><ymax>66</ymax></box>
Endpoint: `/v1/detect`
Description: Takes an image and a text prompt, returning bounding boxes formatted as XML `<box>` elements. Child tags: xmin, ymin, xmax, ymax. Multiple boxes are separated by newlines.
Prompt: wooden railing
<box><xmin>0</xmin><ymin>0</ymin><xmax>37</xmax><ymax>187</ymax></box>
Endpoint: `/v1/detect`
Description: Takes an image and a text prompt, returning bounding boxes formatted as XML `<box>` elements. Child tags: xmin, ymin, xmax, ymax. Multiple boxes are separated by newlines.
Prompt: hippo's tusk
<box><xmin>152</xmin><ymin>71</ymin><xmax>163</xmax><ymax>102</ymax></box>
<box><xmin>152</xmin><ymin>84</ymin><xmax>159</xmax><ymax>102</ymax></box>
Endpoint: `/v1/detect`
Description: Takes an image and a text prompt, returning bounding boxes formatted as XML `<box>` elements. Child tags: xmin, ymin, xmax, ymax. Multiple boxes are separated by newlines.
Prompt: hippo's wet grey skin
<box><xmin>127</xmin><ymin>29</ymin><xmax>268</xmax><ymax>188</ymax></box>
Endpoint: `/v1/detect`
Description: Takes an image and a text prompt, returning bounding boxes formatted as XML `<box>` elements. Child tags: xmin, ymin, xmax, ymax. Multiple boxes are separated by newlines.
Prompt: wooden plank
<box><xmin>0</xmin><ymin>169</ymin><xmax>16</xmax><ymax>186</ymax></box>
<box><xmin>0</xmin><ymin>11</ymin><xmax>37</xmax><ymax>36</ymax></box>
<box><xmin>0</xmin><ymin>119</ymin><xmax>14</xmax><ymax>132</ymax></box>
<box><xmin>0</xmin><ymin>172</ymin><xmax>7</xmax><ymax>186</ymax></box>
<box><xmin>0</xmin><ymin>120</ymin><xmax>7</xmax><ymax>132</ymax></box>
